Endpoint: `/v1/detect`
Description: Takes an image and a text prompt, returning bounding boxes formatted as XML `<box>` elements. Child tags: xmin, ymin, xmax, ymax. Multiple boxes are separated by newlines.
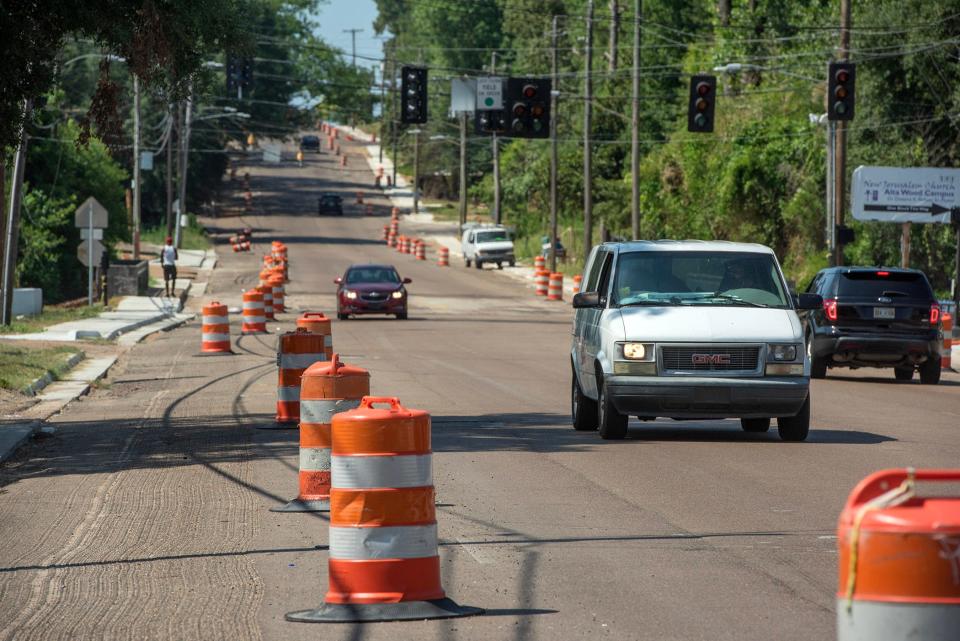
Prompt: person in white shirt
<box><xmin>161</xmin><ymin>236</ymin><xmax>178</xmax><ymax>297</ymax></box>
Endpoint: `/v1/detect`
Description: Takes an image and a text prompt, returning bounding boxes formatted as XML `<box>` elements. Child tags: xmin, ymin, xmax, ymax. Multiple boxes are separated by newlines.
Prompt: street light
<box><xmin>61</xmin><ymin>53</ymin><xmax>125</xmax><ymax>67</ymax></box>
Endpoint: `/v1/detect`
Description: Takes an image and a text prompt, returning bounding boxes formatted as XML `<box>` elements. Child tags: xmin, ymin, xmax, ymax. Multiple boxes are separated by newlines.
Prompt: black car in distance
<box><xmin>318</xmin><ymin>193</ymin><xmax>343</xmax><ymax>216</ymax></box>
<box><xmin>299</xmin><ymin>135</ymin><xmax>321</xmax><ymax>152</ymax></box>
<box><xmin>800</xmin><ymin>267</ymin><xmax>943</xmax><ymax>384</ymax></box>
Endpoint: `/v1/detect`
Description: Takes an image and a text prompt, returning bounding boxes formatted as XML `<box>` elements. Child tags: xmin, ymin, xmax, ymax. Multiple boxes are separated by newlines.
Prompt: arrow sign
<box><xmin>863</xmin><ymin>203</ymin><xmax>950</xmax><ymax>216</ymax></box>
<box><xmin>77</xmin><ymin>239</ymin><xmax>104</xmax><ymax>267</ymax></box>
<box><xmin>852</xmin><ymin>166</ymin><xmax>960</xmax><ymax>224</ymax></box>
<box><xmin>74</xmin><ymin>196</ymin><xmax>109</xmax><ymax>228</ymax></box>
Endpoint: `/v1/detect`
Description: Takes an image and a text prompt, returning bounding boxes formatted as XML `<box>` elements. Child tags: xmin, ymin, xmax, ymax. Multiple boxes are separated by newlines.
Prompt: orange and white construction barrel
<box><xmin>274</xmin><ymin>329</ymin><xmax>328</xmax><ymax>427</ymax></box>
<box><xmin>437</xmin><ymin>247</ymin><xmax>449</xmax><ymax>267</ymax></box>
<box><xmin>297</xmin><ymin>312</ymin><xmax>333</xmax><ymax>359</ymax></box>
<box><xmin>836</xmin><ymin>468</ymin><xmax>960</xmax><ymax>641</ymax></box>
<box><xmin>382</xmin><ymin>225</ymin><xmax>390</xmax><ymax>242</ymax></box>
<box><xmin>942</xmin><ymin>312</ymin><xmax>953</xmax><ymax>369</ymax></box>
<box><xmin>241</xmin><ymin>289</ymin><xmax>267</xmax><ymax>334</ymax></box>
<box><xmin>547</xmin><ymin>272</ymin><xmax>563</xmax><ymax>301</ymax></box>
<box><xmin>573</xmin><ymin>274</ymin><xmax>583</xmax><ymax>294</ymax></box>
<box><xmin>415</xmin><ymin>240</ymin><xmax>426</xmax><ymax>261</ymax></box>
<box><xmin>285</xmin><ymin>396</ymin><xmax>483</xmax><ymax>623</ymax></box>
<box><xmin>534</xmin><ymin>255</ymin><xmax>545</xmax><ymax>271</ymax></box>
<box><xmin>272</xmin><ymin>354</ymin><xmax>370</xmax><ymax>513</ymax></box>
<box><xmin>269</xmin><ymin>274</ymin><xmax>285</xmax><ymax>314</ymax></box>
<box><xmin>534</xmin><ymin>269</ymin><xmax>549</xmax><ymax>296</ymax></box>
<box><xmin>387</xmin><ymin>231</ymin><xmax>397</xmax><ymax>248</ymax></box>
<box><xmin>258</xmin><ymin>284</ymin><xmax>275</xmax><ymax>320</ymax></box>
<box><xmin>200</xmin><ymin>301</ymin><xmax>231</xmax><ymax>354</ymax></box>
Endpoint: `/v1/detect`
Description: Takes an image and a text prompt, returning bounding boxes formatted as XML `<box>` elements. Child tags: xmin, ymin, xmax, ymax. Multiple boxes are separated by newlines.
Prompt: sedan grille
<box><xmin>661</xmin><ymin>346</ymin><xmax>760</xmax><ymax>372</ymax></box>
<box><xmin>361</xmin><ymin>292</ymin><xmax>389</xmax><ymax>302</ymax></box>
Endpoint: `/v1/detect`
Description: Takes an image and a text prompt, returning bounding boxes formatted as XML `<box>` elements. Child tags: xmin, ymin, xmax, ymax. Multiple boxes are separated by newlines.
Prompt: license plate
<box><xmin>873</xmin><ymin>307</ymin><xmax>895</xmax><ymax>319</ymax></box>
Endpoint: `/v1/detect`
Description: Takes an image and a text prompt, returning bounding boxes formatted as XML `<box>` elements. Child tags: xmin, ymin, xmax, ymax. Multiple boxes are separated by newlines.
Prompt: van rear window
<box><xmin>838</xmin><ymin>271</ymin><xmax>932</xmax><ymax>299</ymax></box>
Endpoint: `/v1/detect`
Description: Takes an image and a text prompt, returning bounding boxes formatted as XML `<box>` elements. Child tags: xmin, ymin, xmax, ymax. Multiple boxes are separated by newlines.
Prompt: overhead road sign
<box><xmin>852</xmin><ymin>166</ymin><xmax>960</xmax><ymax>224</ymax></box>
<box><xmin>476</xmin><ymin>77</ymin><xmax>504</xmax><ymax>110</ymax></box>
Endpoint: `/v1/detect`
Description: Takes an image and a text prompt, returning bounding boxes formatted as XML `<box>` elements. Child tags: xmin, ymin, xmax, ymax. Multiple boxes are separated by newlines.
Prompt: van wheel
<box><xmin>808</xmin><ymin>335</ymin><xmax>827</xmax><ymax>379</ymax></box>
<box><xmin>597</xmin><ymin>376</ymin><xmax>627</xmax><ymax>440</ymax></box>
<box><xmin>464</xmin><ymin>258</ymin><xmax>471</xmax><ymax>268</ymax></box>
<box><xmin>741</xmin><ymin>418</ymin><xmax>770</xmax><ymax>433</ymax></box>
<box><xmin>777</xmin><ymin>394</ymin><xmax>810</xmax><ymax>442</ymax></box>
<box><xmin>894</xmin><ymin>367</ymin><xmax>914</xmax><ymax>381</ymax></box>
<box><xmin>919</xmin><ymin>357</ymin><xmax>941</xmax><ymax>385</ymax></box>
<box><xmin>571</xmin><ymin>372</ymin><xmax>598</xmax><ymax>431</ymax></box>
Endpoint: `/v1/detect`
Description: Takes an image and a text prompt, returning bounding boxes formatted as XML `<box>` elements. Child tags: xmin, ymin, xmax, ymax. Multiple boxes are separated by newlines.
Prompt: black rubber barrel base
<box><xmin>270</xmin><ymin>498</ymin><xmax>330</xmax><ymax>513</ymax></box>
<box><xmin>285</xmin><ymin>598</ymin><xmax>484</xmax><ymax>623</ymax></box>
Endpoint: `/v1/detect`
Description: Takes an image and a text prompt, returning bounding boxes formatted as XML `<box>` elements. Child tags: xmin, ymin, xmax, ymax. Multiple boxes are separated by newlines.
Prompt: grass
<box><xmin>1</xmin><ymin>304</ymin><xmax>105</xmax><ymax>335</ymax></box>
<box><xmin>0</xmin><ymin>344</ymin><xmax>83</xmax><ymax>392</ymax></box>
<box><xmin>140</xmin><ymin>213</ymin><xmax>211</xmax><ymax>250</ymax></box>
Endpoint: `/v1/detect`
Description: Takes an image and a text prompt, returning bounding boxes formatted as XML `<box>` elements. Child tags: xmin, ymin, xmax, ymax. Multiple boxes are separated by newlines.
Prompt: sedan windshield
<box><xmin>612</xmin><ymin>251</ymin><xmax>790</xmax><ymax>308</ymax></box>
<box><xmin>345</xmin><ymin>267</ymin><xmax>400</xmax><ymax>284</ymax></box>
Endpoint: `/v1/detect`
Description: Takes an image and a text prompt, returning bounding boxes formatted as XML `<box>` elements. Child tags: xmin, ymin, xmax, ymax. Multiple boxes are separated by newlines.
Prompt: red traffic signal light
<box><xmin>523</xmin><ymin>84</ymin><xmax>537</xmax><ymax>99</ymax></box>
<box><xmin>687</xmin><ymin>74</ymin><xmax>717</xmax><ymax>133</ymax></box>
<box><xmin>827</xmin><ymin>62</ymin><xmax>855</xmax><ymax>121</ymax></box>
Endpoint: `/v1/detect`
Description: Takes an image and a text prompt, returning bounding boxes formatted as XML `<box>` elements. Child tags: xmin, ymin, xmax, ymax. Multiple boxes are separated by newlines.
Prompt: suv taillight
<box><xmin>930</xmin><ymin>303</ymin><xmax>940</xmax><ymax>325</ymax></box>
<box><xmin>823</xmin><ymin>298</ymin><xmax>838</xmax><ymax>322</ymax></box>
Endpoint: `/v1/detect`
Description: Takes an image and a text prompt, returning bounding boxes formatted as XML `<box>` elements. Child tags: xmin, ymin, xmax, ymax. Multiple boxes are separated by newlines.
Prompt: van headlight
<box><xmin>767</xmin><ymin>344</ymin><xmax>799</xmax><ymax>362</ymax></box>
<box><xmin>619</xmin><ymin>342</ymin><xmax>655</xmax><ymax>361</ymax></box>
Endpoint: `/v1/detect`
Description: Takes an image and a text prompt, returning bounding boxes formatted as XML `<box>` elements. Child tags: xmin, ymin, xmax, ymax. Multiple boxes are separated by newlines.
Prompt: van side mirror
<box><xmin>572</xmin><ymin>292</ymin><xmax>601</xmax><ymax>309</ymax></box>
<box><xmin>795</xmin><ymin>293</ymin><xmax>822</xmax><ymax>310</ymax></box>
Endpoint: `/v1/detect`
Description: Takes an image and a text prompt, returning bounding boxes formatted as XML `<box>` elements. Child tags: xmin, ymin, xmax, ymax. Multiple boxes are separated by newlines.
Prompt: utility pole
<box><xmin>165</xmin><ymin>103</ymin><xmax>175</xmax><ymax>238</ymax></box>
<box><xmin>491</xmin><ymin>51</ymin><xmax>501</xmax><ymax>225</ymax></box>
<box><xmin>550</xmin><ymin>15</ymin><xmax>560</xmax><ymax>273</ymax></box>
<box><xmin>176</xmin><ymin>84</ymin><xmax>193</xmax><ymax>249</ymax></box>
<box><xmin>132</xmin><ymin>73</ymin><xmax>142</xmax><ymax>259</ymax></box>
<box><xmin>343</xmin><ymin>28</ymin><xmax>364</xmax><ymax>68</ymax></box>
<box><xmin>583</xmin><ymin>0</ymin><xmax>594</xmax><ymax>253</ymax></box>
<box><xmin>391</xmin><ymin>44</ymin><xmax>399</xmax><ymax>189</ymax></box>
<box><xmin>2</xmin><ymin>99</ymin><xmax>31</xmax><ymax>326</ymax></box>
<box><xmin>459</xmin><ymin>111</ymin><xmax>468</xmax><ymax>230</ymax></box>
<box><xmin>630</xmin><ymin>0</ymin><xmax>641</xmax><ymax>239</ymax></box>
<box><xmin>608</xmin><ymin>0</ymin><xmax>619</xmax><ymax>73</ymax></box>
<box><xmin>379</xmin><ymin>60</ymin><xmax>386</xmax><ymax>164</ymax></box>
<box><xmin>833</xmin><ymin>0</ymin><xmax>851</xmax><ymax>267</ymax></box>
<box><xmin>826</xmin><ymin>118</ymin><xmax>836</xmax><ymax>261</ymax></box>
<box><xmin>412</xmin><ymin>129</ymin><xmax>420</xmax><ymax>214</ymax></box>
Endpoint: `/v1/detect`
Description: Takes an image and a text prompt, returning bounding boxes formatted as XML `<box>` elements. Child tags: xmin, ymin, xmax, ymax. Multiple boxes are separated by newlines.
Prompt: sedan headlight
<box><xmin>768</xmin><ymin>344</ymin><xmax>799</xmax><ymax>362</ymax></box>
<box><xmin>344</xmin><ymin>290</ymin><xmax>358</xmax><ymax>300</ymax></box>
<box><xmin>619</xmin><ymin>342</ymin><xmax>655</xmax><ymax>361</ymax></box>
<box><xmin>391</xmin><ymin>290</ymin><xmax>404</xmax><ymax>299</ymax></box>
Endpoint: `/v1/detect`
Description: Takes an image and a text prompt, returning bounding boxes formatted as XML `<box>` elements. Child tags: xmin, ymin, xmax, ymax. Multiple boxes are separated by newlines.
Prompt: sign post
<box><xmin>75</xmin><ymin>197</ymin><xmax>109</xmax><ymax>306</ymax></box>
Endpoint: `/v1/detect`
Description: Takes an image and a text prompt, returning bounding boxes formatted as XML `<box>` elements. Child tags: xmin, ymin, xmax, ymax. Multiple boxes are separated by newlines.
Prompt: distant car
<box><xmin>799</xmin><ymin>266</ymin><xmax>943</xmax><ymax>384</ymax></box>
<box><xmin>335</xmin><ymin>264</ymin><xmax>410</xmax><ymax>320</ymax></box>
<box><xmin>299</xmin><ymin>135</ymin><xmax>320</xmax><ymax>152</ymax></box>
<box><xmin>461</xmin><ymin>225</ymin><xmax>515</xmax><ymax>269</ymax></box>
<box><xmin>318</xmin><ymin>194</ymin><xmax>343</xmax><ymax>216</ymax></box>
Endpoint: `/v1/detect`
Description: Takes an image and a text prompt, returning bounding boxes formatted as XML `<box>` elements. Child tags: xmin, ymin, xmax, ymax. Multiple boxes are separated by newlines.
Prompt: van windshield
<box><xmin>476</xmin><ymin>230</ymin><xmax>509</xmax><ymax>242</ymax></box>
<box><xmin>612</xmin><ymin>251</ymin><xmax>790</xmax><ymax>308</ymax></box>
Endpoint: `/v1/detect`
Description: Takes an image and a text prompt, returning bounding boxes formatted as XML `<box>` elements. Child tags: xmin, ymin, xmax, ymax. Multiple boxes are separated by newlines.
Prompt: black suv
<box><xmin>318</xmin><ymin>193</ymin><xmax>343</xmax><ymax>216</ymax></box>
<box><xmin>800</xmin><ymin>267</ymin><xmax>942</xmax><ymax>384</ymax></box>
<box><xmin>299</xmin><ymin>135</ymin><xmax>320</xmax><ymax>152</ymax></box>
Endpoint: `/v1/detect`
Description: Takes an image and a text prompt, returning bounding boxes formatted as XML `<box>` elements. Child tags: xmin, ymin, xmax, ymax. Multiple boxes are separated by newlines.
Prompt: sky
<box><xmin>311</xmin><ymin>0</ymin><xmax>384</xmax><ymax>73</ymax></box>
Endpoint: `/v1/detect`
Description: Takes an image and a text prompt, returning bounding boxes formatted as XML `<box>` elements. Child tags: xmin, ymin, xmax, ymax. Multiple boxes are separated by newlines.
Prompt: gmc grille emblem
<box><xmin>691</xmin><ymin>353</ymin><xmax>731</xmax><ymax>365</ymax></box>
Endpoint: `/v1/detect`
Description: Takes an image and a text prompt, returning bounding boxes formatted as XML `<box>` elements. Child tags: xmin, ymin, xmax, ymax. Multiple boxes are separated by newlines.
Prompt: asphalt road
<box><xmin>1</xmin><ymin>136</ymin><xmax>958</xmax><ymax>641</ymax></box>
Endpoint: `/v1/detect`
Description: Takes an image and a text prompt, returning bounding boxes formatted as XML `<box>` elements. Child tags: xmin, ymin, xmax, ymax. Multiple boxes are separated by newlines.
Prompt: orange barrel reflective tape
<box><xmin>272</xmin><ymin>354</ymin><xmax>369</xmax><ymax>512</ymax></box>
<box><xmin>534</xmin><ymin>269</ymin><xmax>549</xmax><ymax>296</ymax></box>
<box><xmin>258</xmin><ymin>284</ymin><xmax>275</xmax><ymax>320</ymax></box>
<box><xmin>534</xmin><ymin>255</ymin><xmax>545</xmax><ymax>271</ymax></box>
<box><xmin>285</xmin><ymin>396</ymin><xmax>482</xmax><ymax>623</ymax></box>
<box><xmin>297</xmin><ymin>312</ymin><xmax>333</xmax><ymax>359</ymax></box>
<box><xmin>836</xmin><ymin>468</ymin><xmax>960</xmax><ymax>641</ymax></box>
<box><xmin>241</xmin><ymin>290</ymin><xmax>267</xmax><ymax>334</ymax></box>
<box><xmin>437</xmin><ymin>247</ymin><xmax>449</xmax><ymax>267</ymax></box>
<box><xmin>200</xmin><ymin>301</ymin><xmax>231</xmax><ymax>354</ymax></box>
<box><xmin>415</xmin><ymin>240</ymin><xmax>426</xmax><ymax>260</ymax></box>
<box><xmin>274</xmin><ymin>329</ymin><xmax>328</xmax><ymax>426</ymax></box>
<box><xmin>547</xmin><ymin>272</ymin><xmax>563</xmax><ymax>301</ymax></box>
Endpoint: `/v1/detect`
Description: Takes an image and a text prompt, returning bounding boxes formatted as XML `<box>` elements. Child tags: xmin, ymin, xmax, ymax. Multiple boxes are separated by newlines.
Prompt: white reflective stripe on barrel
<box><xmin>329</xmin><ymin>524</ymin><xmax>438</xmax><ymax>560</ymax></box>
<box><xmin>300</xmin><ymin>447</ymin><xmax>331</xmax><ymax>472</ymax></box>
<box><xmin>202</xmin><ymin>315</ymin><xmax>229</xmax><ymax>325</ymax></box>
<box><xmin>202</xmin><ymin>333</ymin><xmax>230</xmax><ymax>343</ymax></box>
<box><xmin>331</xmin><ymin>454</ymin><xmax>432</xmax><ymax>489</ymax></box>
<box><xmin>242</xmin><ymin>315</ymin><xmax>266</xmax><ymax>324</ymax></box>
<box><xmin>279</xmin><ymin>353</ymin><xmax>327</xmax><ymax>369</ymax></box>
<box><xmin>837</xmin><ymin>599</ymin><xmax>960</xmax><ymax>641</ymax></box>
<box><xmin>277</xmin><ymin>386</ymin><xmax>300</xmax><ymax>402</ymax></box>
<box><xmin>300</xmin><ymin>398</ymin><xmax>361</xmax><ymax>424</ymax></box>
<box><xmin>243</xmin><ymin>301</ymin><xmax>264</xmax><ymax>309</ymax></box>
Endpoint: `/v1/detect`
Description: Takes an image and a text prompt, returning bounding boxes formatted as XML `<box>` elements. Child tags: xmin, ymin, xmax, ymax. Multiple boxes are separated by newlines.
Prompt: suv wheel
<box><xmin>894</xmin><ymin>366</ymin><xmax>914</xmax><ymax>381</ymax></box>
<box><xmin>741</xmin><ymin>418</ymin><xmax>770</xmax><ymax>433</ymax></box>
<box><xmin>777</xmin><ymin>394</ymin><xmax>810</xmax><ymax>442</ymax></box>
<box><xmin>571</xmin><ymin>372</ymin><xmax>598</xmax><ymax>431</ymax></box>
<box><xmin>597</xmin><ymin>376</ymin><xmax>628</xmax><ymax>440</ymax></box>
<box><xmin>808</xmin><ymin>335</ymin><xmax>827</xmax><ymax>379</ymax></box>
<box><xmin>919</xmin><ymin>357</ymin><xmax>941</xmax><ymax>385</ymax></box>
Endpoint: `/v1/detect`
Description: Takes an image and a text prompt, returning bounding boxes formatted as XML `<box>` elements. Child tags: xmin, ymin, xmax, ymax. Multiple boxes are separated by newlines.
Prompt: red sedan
<box><xmin>335</xmin><ymin>264</ymin><xmax>411</xmax><ymax>320</ymax></box>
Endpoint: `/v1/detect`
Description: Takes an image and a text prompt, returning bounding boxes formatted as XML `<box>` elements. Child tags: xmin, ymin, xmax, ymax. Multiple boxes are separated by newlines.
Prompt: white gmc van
<box><xmin>570</xmin><ymin>240</ymin><xmax>822</xmax><ymax>441</ymax></box>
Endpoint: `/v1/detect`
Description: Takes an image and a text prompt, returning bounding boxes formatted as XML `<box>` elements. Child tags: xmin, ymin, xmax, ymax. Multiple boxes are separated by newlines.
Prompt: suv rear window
<box><xmin>837</xmin><ymin>271</ymin><xmax>933</xmax><ymax>299</ymax></box>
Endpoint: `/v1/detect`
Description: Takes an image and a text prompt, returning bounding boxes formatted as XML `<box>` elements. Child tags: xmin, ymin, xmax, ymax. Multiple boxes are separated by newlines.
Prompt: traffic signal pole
<box><xmin>549</xmin><ymin>16</ymin><xmax>559</xmax><ymax>274</ymax></box>
<box><xmin>459</xmin><ymin>112</ymin><xmax>467</xmax><ymax>230</ymax></box>
<box><xmin>834</xmin><ymin>0</ymin><xmax>851</xmax><ymax>267</ymax></box>
<box><xmin>491</xmin><ymin>52</ymin><xmax>501</xmax><ymax>225</ymax></box>
<box><xmin>583</xmin><ymin>0</ymin><xmax>594</xmax><ymax>254</ymax></box>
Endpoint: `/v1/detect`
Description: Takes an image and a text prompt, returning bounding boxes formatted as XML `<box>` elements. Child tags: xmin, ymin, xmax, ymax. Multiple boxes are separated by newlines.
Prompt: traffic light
<box><xmin>226</xmin><ymin>55</ymin><xmax>253</xmax><ymax>94</ymax></box>
<box><xmin>827</xmin><ymin>62</ymin><xmax>856</xmax><ymax>121</ymax></box>
<box><xmin>687</xmin><ymin>75</ymin><xmax>717</xmax><ymax>133</ymax></box>
<box><xmin>401</xmin><ymin>66</ymin><xmax>428</xmax><ymax>124</ymax></box>
<box><xmin>504</xmin><ymin>78</ymin><xmax>550</xmax><ymax>139</ymax></box>
<box><xmin>476</xmin><ymin>110</ymin><xmax>506</xmax><ymax>134</ymax></box>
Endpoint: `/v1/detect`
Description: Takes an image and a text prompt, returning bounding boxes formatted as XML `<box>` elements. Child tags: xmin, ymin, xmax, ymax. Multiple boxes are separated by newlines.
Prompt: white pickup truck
<box><xmin>461</xmin><ymin>225</ymin><xmax>516</xmax><ymax>270</ymax></box>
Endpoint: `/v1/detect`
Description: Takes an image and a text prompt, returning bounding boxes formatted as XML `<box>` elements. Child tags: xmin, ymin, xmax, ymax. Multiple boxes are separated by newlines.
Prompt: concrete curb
<box><xmin>118</xmin><ymin>313</ymin><xmax>196</xmax><ymax>347</ymax></box>
<box><xmin>0</xmin><ymin>420</ymin><xmax>42</xmax><ymax>463</ymax></box>
<box><xmin>21</xmin><ymin>351</ymin><xmax>86</xmax><ymax>397</ymax></box>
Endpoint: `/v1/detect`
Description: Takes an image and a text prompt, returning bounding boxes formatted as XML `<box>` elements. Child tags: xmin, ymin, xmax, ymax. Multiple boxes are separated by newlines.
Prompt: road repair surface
<box><xmin>1</xmin><ymin>136</ymin><xmax>959</xmax><ymax>641</ymax></box>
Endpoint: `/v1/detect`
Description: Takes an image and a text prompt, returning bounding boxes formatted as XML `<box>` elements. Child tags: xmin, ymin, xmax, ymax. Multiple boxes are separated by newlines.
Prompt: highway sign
<box><xmin>74</xmin><ymin>196</ymin><xmax>109</xmax><ymax>228</ymax></box>
<box><xmin>852</xmin><ymin>166</ymin><xmax>960</xmax><ymax>224</ymax></box>
<box><xmin>476</xmin><ymin>77</ymin><xmax>504</xmax><ymax>110</ymax></box>
<box><xmin>80</xmin><ymin>228</ymin><xmax>104</xmax><ymax>240</ymax></box>
<box><xmin>450</xmin><ymin>79</ymin><xmax>477</xmax><ymax>113</ymax></box>
<box><xmin>77</xmin><ymin>239</ymin><xmax>104</xmax><ymax>267</ymax></box>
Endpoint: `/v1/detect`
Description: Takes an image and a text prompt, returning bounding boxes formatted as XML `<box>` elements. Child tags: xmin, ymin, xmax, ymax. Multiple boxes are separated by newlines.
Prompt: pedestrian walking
<box><xmin>161</xmin><ymin>236</ymin><xmax>178</xmax><ymax>298</ymax></box>
<box><xmin>296</xmin><ymin>149</ymin><xmax>304</xmax><ymax>168</ymax></box>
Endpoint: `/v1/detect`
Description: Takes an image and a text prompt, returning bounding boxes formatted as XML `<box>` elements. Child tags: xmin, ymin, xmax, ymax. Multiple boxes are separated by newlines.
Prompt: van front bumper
<box><xmin>606</xmin><ymin>375</ymin><xmax>809</xmax><ymax>419</ymax></box>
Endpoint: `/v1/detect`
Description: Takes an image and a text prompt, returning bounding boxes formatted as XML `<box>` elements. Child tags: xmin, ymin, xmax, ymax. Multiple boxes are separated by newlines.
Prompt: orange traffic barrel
<box><xmin>200</xmin><ymin>301</ymin><xmax>231</xmax><ymax>354</ymax></box>
<box><xmin>415</xmin><ymin>240</ymin><xmax>426</xmax><ymax>260</ymax></box>
<box><xmin>837</xmin><ymin>468</ymin><xmax>960</xmax><ymax>640</ymax></box>
<box><xmin>389</xmin><ymin>219</ymin><xmax>399</xmax><ymax>234</ymax></box>
<box><xmin>241</xmin><ymin>289</ymin><xmax>267</xmax><ymax>334</ymax></box>
<box><xmin>396</xmin><ymin>235</ymin><xmax>406</xmax><ymax>253</ymax></box>
<box><xmin>258</xmin><ymin>284</ymin><xmax>275</xmax><ymax>320</ymax></box>
<box><xmin>387</xmin><ymin>231</ymin><xmax>397</xmax><ymax>248</ymax></box>
<box><xmin>404</xmin><ymin>237</ymin><xmax>413</xmax><ymax>254</ymax></box>
<box><xmin>547</xmin><ymin>272</ymin><xmax>563</xmax><ymax>301</ymax></box>
<box><xmin>274</xmin><ymin>329</ymin><xmax>328</xmax><ymax>426</ymax></box>
<box><xmin>437</xmin><ymin>247</ymin><xmax>449</xmax><ymax>267</ymax></box>
<box><xmin>942</xmin><ymin>312</ymin><xmax>953</xmax><ymax>369</ymax></box>
<box><xmin>269</xmin><ymin>274</ymin><xmax>285</xmax><ymax>314</ymax></box>
<box><xmin>272</xmin><ymin>354</ymin><xmax>369</xmax><ymax>513</ymax></box>
<box><xmin>573</xmin><ymin>274</ymin><xmax>583</xmax><ymax>294</ymax></box>
<box><xmin>297</xmin><ymin>312</ymin><xmax>333</xmax><ymax>359</ymax></box>
<box><xmin>534</xmin><ymin>255</ymin><xmax>545</xmax><ymax>271</ymax></box>
<box><xmin>391</xmin><ymin>206</ymin><xmax>399</xmax><ymax>220</ymax></box>
<box><xmin>534</xmin><ymin>269</ymin><xmax>549</xmax><ymax>296</ymax></box>
<box><xmin>382</xmin><ymin>225</ymin><xmax>390</xmax><ymax>242</ymax></box>
<box><xmin>285</xmin><ymin>397</ymin><xmax>483</xmax><ymax>623</ymax></box>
